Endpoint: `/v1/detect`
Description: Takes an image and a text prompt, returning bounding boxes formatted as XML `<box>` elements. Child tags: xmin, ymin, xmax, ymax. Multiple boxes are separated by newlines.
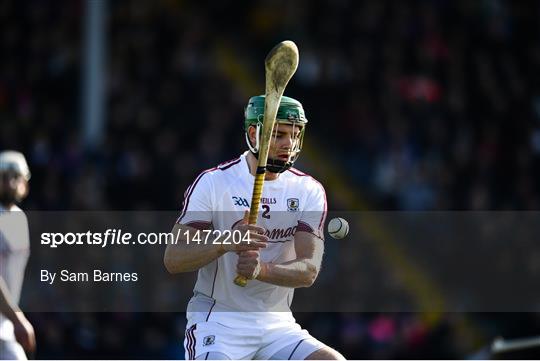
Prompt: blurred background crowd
<box><xmin>1</xmin><ymin>0</ymin><xmax>540</xmax><ymax>358</ymax></box>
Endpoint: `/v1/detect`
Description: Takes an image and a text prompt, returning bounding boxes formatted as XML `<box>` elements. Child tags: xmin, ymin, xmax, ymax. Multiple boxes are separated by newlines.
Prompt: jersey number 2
<box><xmin>262</xmin><ymin>205</ymin><xmax>271</xmax><ymax>219</ymax></box>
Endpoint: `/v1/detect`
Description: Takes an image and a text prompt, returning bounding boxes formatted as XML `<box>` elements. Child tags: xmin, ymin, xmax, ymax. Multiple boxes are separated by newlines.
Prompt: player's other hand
<box><xmin>225</xmin><ymin>211</ymin><xmax>268</xmax><ymax>252</ymax></box>
<box><xmin>13</xmin><ymin>312</ymin><xmax>36</xmax><ymax>353</ymax></box>
<box><xmin>236</xmin><ymin>250</ymin><xmax>264</xmax><ymax>279</ymax></box>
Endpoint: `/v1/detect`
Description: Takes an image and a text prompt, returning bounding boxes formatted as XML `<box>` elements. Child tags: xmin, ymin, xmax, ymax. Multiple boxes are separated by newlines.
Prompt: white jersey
<box><xmin>0</xmin><ymin>205</ymin><xmax>30</xmax><ymax>341</ymax></box>
<box><xmin>177</xmin><ymin>152</ymin><xmax>326</xmax><ymax>322</ymax></box>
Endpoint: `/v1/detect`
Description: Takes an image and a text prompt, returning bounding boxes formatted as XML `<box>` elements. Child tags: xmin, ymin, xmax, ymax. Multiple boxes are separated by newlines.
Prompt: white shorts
<box><xmin>0</xmin><ymin>339</ymin><xmax>27</xmax><ymax>360</ymax></box>
<box><xmin>184</xmin><ymin>313</ymin><xmax>326</xmax><ymax>360</ymax></box>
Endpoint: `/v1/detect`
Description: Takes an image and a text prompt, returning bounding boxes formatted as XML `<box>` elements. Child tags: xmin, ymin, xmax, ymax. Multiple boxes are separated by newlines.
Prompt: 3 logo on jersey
<box><xmin>232</xmin><ymin>196</ymin><xmax>250</xmax><ymax>207</ymax></box>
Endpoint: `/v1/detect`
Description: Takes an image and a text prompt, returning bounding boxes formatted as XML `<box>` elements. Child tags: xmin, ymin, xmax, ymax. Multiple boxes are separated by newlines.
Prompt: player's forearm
<box><xmin>0</xmin><ymin>277</ymin><xmax>21</xmax><ymax>322</ymax></box>
<box><xmin>165</xmin><ymin>243</ymin><xmax>224</xmax><ymax>273</ymax></box>
<box><xmin>164</xmin><ymin>224</ymin><xmax>225</xmax><ymax>273</ymax></box>
<box><xmin>256</xmin><ymin>258</ymin><xmax>319</xmax><ymax>288</ymax></box>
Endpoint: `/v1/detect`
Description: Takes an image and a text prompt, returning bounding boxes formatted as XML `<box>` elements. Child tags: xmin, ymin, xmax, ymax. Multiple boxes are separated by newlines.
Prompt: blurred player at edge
<box><xmin>0</xmin><ymin>151</ymin><xmax>35</xmax><ymax>360</ymax></box>
<box><xmin>165</xmin><ymin>96</ymin><xmax>344</xmax><ymax>360</ymax></box>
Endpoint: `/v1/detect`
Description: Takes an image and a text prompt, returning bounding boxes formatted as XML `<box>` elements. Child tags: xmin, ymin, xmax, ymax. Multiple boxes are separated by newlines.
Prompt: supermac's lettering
<box><xmin>181</xmin><ymin>229</ymin><xmax>249</xmax><ymax>245</ymax></box>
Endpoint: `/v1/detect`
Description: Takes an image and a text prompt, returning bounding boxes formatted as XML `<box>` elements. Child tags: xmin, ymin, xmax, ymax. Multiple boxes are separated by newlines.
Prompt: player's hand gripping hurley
<box><xmin>234</xmin><ymin>41</ymin><xmax>299</xmax><ymax>287</ymax></box>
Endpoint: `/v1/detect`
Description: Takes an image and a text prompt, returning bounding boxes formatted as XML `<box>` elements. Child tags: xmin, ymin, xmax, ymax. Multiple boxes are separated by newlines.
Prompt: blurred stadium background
<box><xmin>2</xmin><ymin>0</ymin><xmax>540</xmax><ymax>358</ymax></box>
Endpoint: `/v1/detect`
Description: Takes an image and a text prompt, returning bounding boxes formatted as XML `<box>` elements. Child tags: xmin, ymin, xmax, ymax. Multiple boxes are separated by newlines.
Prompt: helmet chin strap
<box><xmin>267</xmin><ymin>156</ymin><xmax>294</xmax><ymax>173</ymax></box>
<box><xmin>249</xmin><ymin>151</ymin><xmax>294</xmax><ymax>174</ymax></box>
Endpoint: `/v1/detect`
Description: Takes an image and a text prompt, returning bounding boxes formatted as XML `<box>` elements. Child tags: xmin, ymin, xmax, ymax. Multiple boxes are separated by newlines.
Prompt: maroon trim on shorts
<box><xmin>185</xmin><ymin>329</ymin><xmax>190</xmax><ymax>359</ymax></box>
<box><xmin>188</xmin><ymin>325</ymin><xmax>194</xmax><ymax>360</ymax></box>
<box><xmin>186</xmin><ymin>324</ymin><xmax>197</xmax><ymax>359</ymax></box>
<box><xmin>191</xmin><ymin>325</ymin><xmax>197</xmax><ymax>359</ymax></box>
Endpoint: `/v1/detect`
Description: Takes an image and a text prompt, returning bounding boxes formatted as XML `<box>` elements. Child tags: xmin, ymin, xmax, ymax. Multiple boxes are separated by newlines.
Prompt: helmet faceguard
<box><xmin>244</xmin><ymin>95</ymin><xmax>308</xmax><ymax>173</ymax></box>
